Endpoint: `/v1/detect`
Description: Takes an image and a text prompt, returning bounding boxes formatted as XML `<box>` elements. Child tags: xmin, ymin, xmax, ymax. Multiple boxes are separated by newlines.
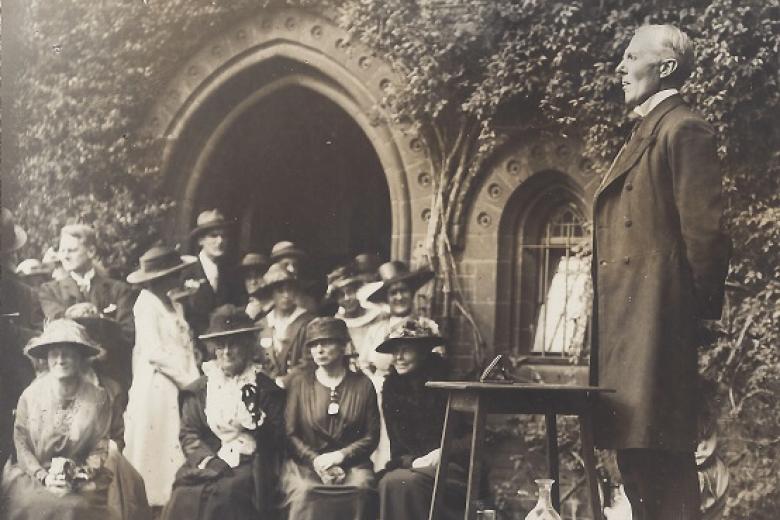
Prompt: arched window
<box><xmin>496</xmin><ymin>176</ymin><xmax>591</xmax><ymax>357</ymax></box>
<box><xmin>525</xmin><ymin>203</ymin><xmax>589</xmax><ymax>356</ymax></box>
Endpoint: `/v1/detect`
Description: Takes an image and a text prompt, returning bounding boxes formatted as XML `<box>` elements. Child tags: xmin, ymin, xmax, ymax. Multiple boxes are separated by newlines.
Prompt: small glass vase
<box><xmin>523</xmin><ymin>479</ymin><xmax>562</xmax><ymax>520</ymax></box>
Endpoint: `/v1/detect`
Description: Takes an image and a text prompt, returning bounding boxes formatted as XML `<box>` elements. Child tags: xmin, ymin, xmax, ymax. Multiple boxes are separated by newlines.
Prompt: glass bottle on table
<box><xmin>523</xmin><ymin>479</ymin><xmax>562</xmax><ymax>520</ymax></box>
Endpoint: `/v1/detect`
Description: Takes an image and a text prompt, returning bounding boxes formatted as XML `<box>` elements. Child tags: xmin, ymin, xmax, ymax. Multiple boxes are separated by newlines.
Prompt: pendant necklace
<box><xmin>317</xmin><ymin>369</ymin><xmax>345</xmax><ymax>416</ymax></box>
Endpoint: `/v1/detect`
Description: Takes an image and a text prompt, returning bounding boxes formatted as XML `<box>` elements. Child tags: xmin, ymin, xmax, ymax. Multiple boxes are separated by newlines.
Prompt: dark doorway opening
<box><xmin>196</xmin><ymin>86</ymin><xmax>391</xmax><ymax>280</ymax></box>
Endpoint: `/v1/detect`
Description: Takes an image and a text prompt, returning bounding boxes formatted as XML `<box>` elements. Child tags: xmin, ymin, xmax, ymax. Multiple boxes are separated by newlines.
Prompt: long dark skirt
<box><xmin>1</xmin><ymin>461</ymin><xmax>120</xmax><ymax>520</ymax></box>
<box><xmin>161</xmin><ymin>462</ymin><xmax>256</xmax><ymax>520</ymax></box>
<box><xmin>281</xmin><ymin>459</ymin><xmax>377</xmax><ymax>520</ymax></box>
<box><xmin>378</xmin><ymin>465</ymin><xmax>466</xmax><ymax>520</ymax></box>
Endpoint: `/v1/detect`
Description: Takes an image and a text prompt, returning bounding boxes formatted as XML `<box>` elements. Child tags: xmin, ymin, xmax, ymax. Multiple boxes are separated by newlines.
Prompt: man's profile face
<box><xmin>616</xmin><ymin>31</ymin><xmax>665</xmax><ymax>108</ymax></box>
<box><xmin>58</xmin><ymin>234</ymin><xmax>95</xmax><ymax>274</ymax></box>
<box><xmin>199</xmin><ymin>229</ymin><xmax>228</xmax><ymax>260</ymax></box>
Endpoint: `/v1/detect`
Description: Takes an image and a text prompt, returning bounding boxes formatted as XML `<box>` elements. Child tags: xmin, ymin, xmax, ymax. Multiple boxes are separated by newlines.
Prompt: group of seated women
<box><xmin>1</xmin><ymin>307</ymin><xmax>467</xmax><ymax>520</ymax></box>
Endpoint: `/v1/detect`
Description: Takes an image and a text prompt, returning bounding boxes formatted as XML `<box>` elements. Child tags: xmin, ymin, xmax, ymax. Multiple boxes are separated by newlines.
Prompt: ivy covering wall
<box><xmin>6</xmin><ymin>0</ymin><xmax>778</xmax><ymax>516</ymax></box>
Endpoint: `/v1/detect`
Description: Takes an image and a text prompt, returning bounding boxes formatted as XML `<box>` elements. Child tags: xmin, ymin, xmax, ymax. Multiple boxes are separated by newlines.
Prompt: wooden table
<box><xmin>425</xmin><ymin>381</ymin><xmax>614</xmax><ymax>520</ymax></box>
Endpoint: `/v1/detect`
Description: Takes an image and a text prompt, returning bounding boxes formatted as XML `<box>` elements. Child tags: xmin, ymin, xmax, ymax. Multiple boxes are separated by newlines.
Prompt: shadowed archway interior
<box><xmin>195</xmin><ymin>85</ymin><xmax>391</xmax><ymax>278</ymax></box>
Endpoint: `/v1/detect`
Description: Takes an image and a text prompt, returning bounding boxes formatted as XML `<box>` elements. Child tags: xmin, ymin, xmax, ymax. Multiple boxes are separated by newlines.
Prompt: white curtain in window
<box><xmin>532</xmin><ymin>255</ymin><xmax>591</xmax><ymax>354</ymax></box>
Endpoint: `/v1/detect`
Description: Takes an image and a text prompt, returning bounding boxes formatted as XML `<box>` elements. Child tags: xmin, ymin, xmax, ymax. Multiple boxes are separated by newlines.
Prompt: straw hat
<box><xmin>270</xmin><ymin>241</ymin><xmax>306</xmax><ymax>262</ymax></box>
<box><xmin>24</xmin><ymin>319</ymin><xmax>103</xmax><ymax>359</ymax></box>
<box><xmin>256</xmin><ymin>261</ymin><xmax>301</xmax><ymax>298</ymax></box>
<box><xmin>16</xmin><ymin>259</ymin><xmax>53</xmax><ymax>277</ymax></box>
<box><xmin>126</xmin><ymin>245</ymin><xmax>196</xmax><ymax>284</ymax></box>
<box><xmin>304</xmin><ymin>317</ymin><xmax>350</xmax><ymax>347</ymax></box>
<box><xmin>199</xmin><ymin>304</ymin><xmax>261</xmax><ymax>340</ymax></box>
<box><xmin>367</xmin><ymin>261</ymin><xmax>434</xmax><ymax>303</ymax></box>
<box><xmin>189</xmin><ymin>209</ymin><xmax>234</xmax><ymax>240</ymax></box>
<box><xmin>2</xmin><ymin>208</ymin><xmax>27</xmax><ymax>252</ymax></box>
<box><xmin>376</xmin><ymin>316</ymin><xmax>445</xmax><ymax>354</ymax></box>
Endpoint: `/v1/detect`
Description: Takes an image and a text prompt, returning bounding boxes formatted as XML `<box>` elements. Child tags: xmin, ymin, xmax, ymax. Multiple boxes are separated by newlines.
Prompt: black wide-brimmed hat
<box><xmin>367</xmin><ymin>261</ymin><xmax>434</xmax><ymax>303</ymax></box>
<box><xmin>126</xmin><ymin>245</ymin><xmax>197</xmax><ymax>284</ymax></box>
<box><xmin>304</xmin><ymin>317</ymin><xmax>351</xmax><ymax>346</ymax></box>
<box><xmin>270</xmin><ymin>241</ymin><xmax>306</xmax><ymax>263</ymax></box>
<box><xmin>199</xmin><ymin>304</ymin><xmax>261</xmax><ymax>340</ymax></box>
<box><xmin>24</xmin><ymin>319</ymin><xmax>104</xmax><ymax>360</ymax></box>
<box><xmin>376</xmin><ymin>316</ymin><xmax>445</xmax><ymax>354</ymax></box>
<box><xmin>2</xmin><ymin>208</ymin><xmax>28</xmax><ymax>253</ymax></box>
<box><xmin>189</xmin><ymin>209</ymin><xmax>235</xmax><ymax>240</ymax></box>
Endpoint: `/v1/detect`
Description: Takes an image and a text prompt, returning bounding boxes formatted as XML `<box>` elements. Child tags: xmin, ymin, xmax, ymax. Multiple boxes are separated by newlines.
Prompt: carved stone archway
<box><xmin>143</xmin><ymin>7</ymin><xmax>435</xmax><ymax>261</ymax></box>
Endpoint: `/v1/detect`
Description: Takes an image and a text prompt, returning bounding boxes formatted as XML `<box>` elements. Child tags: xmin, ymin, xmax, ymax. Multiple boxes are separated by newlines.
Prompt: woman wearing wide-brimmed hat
<box><xmin>325</xmin><ymin>265</ymin><xmax>387</xmax><ymax>375</ymax></box>
<box><xmin>163</xmin><ymin>305</ymin><xmax>286</xmax><ymax>520</ymax></box>
<box><xmin>376</xmin><ymin>317</ymin><xmax>467</xmax><ymax>520</ymax></box>
<box><xmin>362</xmin><ymin>261</ymin><xmax>438</xmax><ymax>470</ymax></box>
<box><xmin>0</xmin><ymin>319</ymin><xmax>121</xmax><ymax>520</ymax></box>
<box><xmin>123</xmin><ymin>245</ymin><xmax>201</xmax><ymax>509</ymax></box>
<box><xmin>255</xmin><ymin>262</ymin><xmax>316</xmax><ymax>388</ymax></box>
<box><xmin>364</xmin><ymin>261</ymin><xmax>436</xmax><ymax>376</ymax></box>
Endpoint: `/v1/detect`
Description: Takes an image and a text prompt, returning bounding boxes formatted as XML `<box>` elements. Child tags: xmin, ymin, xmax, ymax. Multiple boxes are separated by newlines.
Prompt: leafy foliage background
<box><xmin>6</xmin><ymin>0</ymin><xmax>778</xmax><ymax>517</ymax></box>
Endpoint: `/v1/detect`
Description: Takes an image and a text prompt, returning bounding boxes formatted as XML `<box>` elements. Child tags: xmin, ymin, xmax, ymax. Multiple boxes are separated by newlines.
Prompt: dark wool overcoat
<box><xmin>166</xmin><ymin>371</ymin><xmax>286</xmax><ymax>519</ymax></box>
<box><xmin>591</xmin><ymin>95</ymin><xmax>730</xmax><ymax>451</ymax></box>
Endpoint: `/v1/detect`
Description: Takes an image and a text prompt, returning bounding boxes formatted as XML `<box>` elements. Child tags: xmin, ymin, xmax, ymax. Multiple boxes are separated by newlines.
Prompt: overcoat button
<box><xmin>625</xmin><ymin>183</ymin><xmax>633</xmax><ymax>191</ymax></box>
<box><xmin>623</xmin><ymin>256</ymin><xmax>630</xmax><ymax>264</ymax></box>
<box><xmin>599</xmin><ymin>260</ymin><xmax>607</xmax><ymax>267</ymax></box>
<box><xmin>624</xmin><ymin>219</ymin><xmax>633</xmax><ymax>228</ymax></box>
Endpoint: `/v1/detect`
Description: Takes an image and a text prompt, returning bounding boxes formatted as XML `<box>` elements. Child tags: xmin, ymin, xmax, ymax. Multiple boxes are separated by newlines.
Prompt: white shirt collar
<box><xmin>633</xmin><ymin>88</ymin><xmax>678</xmax><ymax>118</ymax></box>
<box><xmin>199</xmin><ymin>250</ymin><xmax>219</xmax><ymax>291</ymax></box>
<box><xmin>70</xmin><ymin>268</ymin><xmax>95</xmax><ymax>293</ymax></box>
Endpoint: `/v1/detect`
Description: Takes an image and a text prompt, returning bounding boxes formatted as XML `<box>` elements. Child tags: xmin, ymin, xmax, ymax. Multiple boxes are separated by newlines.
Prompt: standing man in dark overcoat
<box><xmin>182</xmin><ymin>209</ymin><xmax>243</xmax><ymax>340</ymax></box>
<box><xmin>591</xmin><ymin>24</ymin><xmax>731</xmax><ymax>519</ymax></box>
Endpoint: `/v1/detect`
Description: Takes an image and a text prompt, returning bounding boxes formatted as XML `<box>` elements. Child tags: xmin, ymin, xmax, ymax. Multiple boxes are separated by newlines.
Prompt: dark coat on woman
<box><xmin>591</xmin><ymin>95</ymin><xmax>731</xmax><ymax>451</ymax></box>
<box><xmin>382</xmin><ymin>355</ymin><xmax>470</xmax><ymax>469</ymax></box>
<box><xmin>167</xmin><ymin>370</ymin><xmax>286</xmax><ymax>518</ymax></box>
<box><xmin>286</xmin><ymin>369</ymin><xmax>379</xmax><ymax>469</ymax></box>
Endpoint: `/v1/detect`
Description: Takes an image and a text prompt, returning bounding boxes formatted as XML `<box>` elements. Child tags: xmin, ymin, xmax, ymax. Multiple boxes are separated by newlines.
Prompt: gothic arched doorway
<box><xmin>146</xmin><ymin>8</ymin><xmax>437</xmax><ymax>271</ymax></box>
<box><xmin>198</xmin><ymin>85</ymin><xmax>391</xmax><ymax>272</ymax></box>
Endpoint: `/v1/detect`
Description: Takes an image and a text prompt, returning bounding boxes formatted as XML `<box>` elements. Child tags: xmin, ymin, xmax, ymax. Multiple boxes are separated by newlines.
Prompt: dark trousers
<box><xmin>617</xmin><ymin>449</ymin><xmax>701</xmax><ymax>520</ymax></box>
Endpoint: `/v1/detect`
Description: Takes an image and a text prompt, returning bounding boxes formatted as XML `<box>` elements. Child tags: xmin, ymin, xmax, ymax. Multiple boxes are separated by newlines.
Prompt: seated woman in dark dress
<box><xmin>377</xmin><ymin>317</ymin><xmax>468</xmax><ymax>520</ymax></box>
<box><xmin>282</xmin><ymin>317</ymin><xmax>380</xmax><ymax>520</ymax></box>
<box><xmin>162</xmin><ymin>305</ymin><xmax>286</xmax><ymax>520</ymax></box>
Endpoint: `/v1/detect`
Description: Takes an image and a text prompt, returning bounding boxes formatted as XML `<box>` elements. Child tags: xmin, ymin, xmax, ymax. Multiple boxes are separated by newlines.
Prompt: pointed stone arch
<box><xmin>142</xmin><ymin>7</ymin><xmax>434</xmax><ymax>261</ymax></box>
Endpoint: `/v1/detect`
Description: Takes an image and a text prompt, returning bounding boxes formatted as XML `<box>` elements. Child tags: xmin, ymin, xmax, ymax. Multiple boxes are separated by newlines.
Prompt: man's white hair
<box><xmin>635</xmin><ymin>24</ymin><xmax>694</xmax><ymax>86</ymax></box>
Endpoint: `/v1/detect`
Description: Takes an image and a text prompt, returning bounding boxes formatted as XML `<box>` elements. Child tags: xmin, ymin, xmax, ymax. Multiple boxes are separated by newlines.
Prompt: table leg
<box><xmin>545</xmin><ymin>413</ymin><xmax>561</xmax><ymax>512</ymax></box>
<box><xmin>429</xmin><ymin>394</ymin><xmax>455</xmax><ymax>520</ymax></box>
<box><xmin>579</xmin><ymin>412</ymin><xmax>603</xmax><ymax>520</ymax></box>
<box><xmin>465</xmin><ymin>396</ymin><xmax>487</xmax><ymax>520</ymax></box>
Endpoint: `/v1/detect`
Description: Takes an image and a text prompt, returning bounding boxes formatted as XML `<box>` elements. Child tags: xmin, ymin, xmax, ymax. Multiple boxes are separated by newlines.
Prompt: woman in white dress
<box><xmin>123</xmin><ymin>245</ymin><xmax>201</xmax><ymax>508</ymax></box>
